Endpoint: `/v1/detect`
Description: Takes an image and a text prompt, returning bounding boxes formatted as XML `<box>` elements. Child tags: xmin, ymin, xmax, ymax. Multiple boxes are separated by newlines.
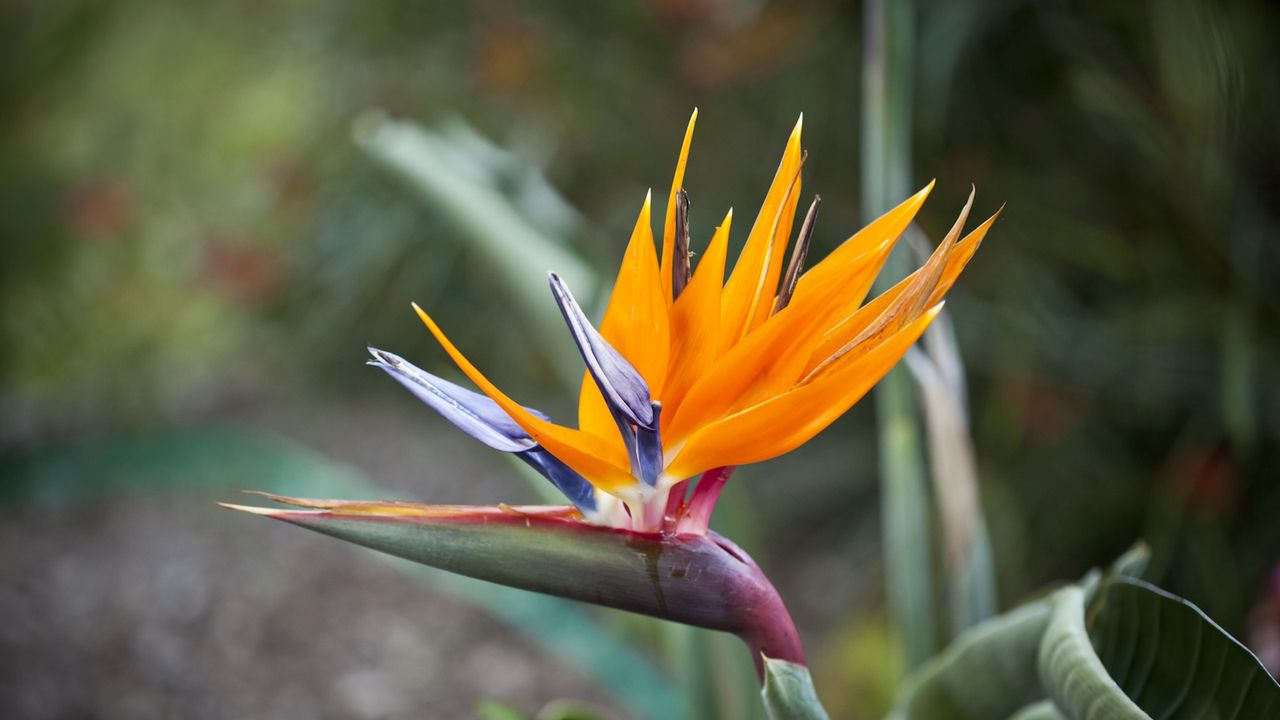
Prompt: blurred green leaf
<box><xmin>473</xmin><ymin>698</ymin><xmax>612</xmax><ymax>720</ymax></box>
<box><xmin>354</xmin><ymin>112</ymin><xmax>598</xmax><ymax>388</ymax></box>
<box><xmin>536</xmin><ymin>699</ymin><xmax>611</xmax><ymax>720</ymax></box>
<box><xmin>1100</xmin><ymin>542</ymin><xmax>1150</xmax><ymax>587</ymax></box>
<box><xmin>889</xmin><ymin>543</ymin><xmax>1155</xmax><ymax>720</ymax></box>
<box><xmin>1007</xmin><ymin>700</ymin><xmax>1066</xmax><ymax>720</ymax></box>
<box><xmin>476</xmin><ymin>700</ymin><xmax>528</xmax><ymax>720</ymax></box>
<box><xmin>887</xmin><ymin>597</ymin><xmax>1051</xmax><ymax>720</ymax></box>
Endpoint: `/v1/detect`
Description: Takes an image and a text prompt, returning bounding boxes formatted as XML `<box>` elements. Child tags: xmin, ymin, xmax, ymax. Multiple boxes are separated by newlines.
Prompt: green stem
<box><xmin>861</xmin><ymin>0</ymin><xmax>937</xmax><ymax>671</ymax></box>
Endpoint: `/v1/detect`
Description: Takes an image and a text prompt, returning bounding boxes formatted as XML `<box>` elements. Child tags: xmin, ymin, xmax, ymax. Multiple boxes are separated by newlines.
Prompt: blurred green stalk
<box><xmin>861</xmin><ymin>0</ymin><xmax>937</xmax><ymax>671</ymax></box>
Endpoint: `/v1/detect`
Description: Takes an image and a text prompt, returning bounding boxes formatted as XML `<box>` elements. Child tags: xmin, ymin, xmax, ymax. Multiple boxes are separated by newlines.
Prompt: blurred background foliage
<box><xmin>2</xmin><ymin>0</ymin><xmax>1278</xmax><ymax>718</ymax></box>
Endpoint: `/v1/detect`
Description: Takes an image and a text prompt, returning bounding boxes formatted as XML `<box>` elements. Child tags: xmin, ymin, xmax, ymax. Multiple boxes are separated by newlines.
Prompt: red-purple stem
<box><xmin>676</xmin><ymin>466</ymin><xmax>734</xmax><ymax>535</ymax></box>
<box><xmin>707</xmin><ymin>530</ymin><xmax>807</xmax><ymax>678</ymax></box>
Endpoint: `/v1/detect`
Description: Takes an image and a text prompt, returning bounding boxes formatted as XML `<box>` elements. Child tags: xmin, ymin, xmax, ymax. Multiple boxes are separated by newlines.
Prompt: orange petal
<box><xmin>660</xmin><ymin>208</ymin><xmax>732</xmax><ymax>430</ymax></box>
<box><xmin>659</xmin><ymin>109</ymin><xmax>698</xmax><ymax>305</ymax></box>
<box><xmin>413</xmin><ymin>304</ymin><xmax>636</xmax><ymax>492</ymax></box>
<box><xmin>719</xmin><ymin>116</ymin><xmax>804</xmax><ymax>350</ymax></box>
<box><xmin>745</xmin><ymin>168</ymin><xmax>804</xmax><ymax>331</ymax></box>
<box><xmin>661</xmin><ymin>186</ymin><xmax>929</xmax><ymax>443</ymax></box>
<box><xmin>786</xmin><ymin>181</ymin><xmax>935</xmax><ymax>318</ymax></box>
<box><xmin>806</xmin><ymin>206</ymin><xmax>997</xmax><ymax>374</ymax></box>
<box><xmin>731</xmin><ymin>183</ymin><xmax>936</xmax><ymax>405</ymax></box>
<box><xmin>925</xmin><ymin>206</ymin><xmax>1001</xmax><ymax>305</ymax></box>
<box><xmin>665</xmin><ymin>304</ymin><xmax>943</xmax><ymax>479</ymax></box>
<box><xmin>661</xmin><ymin>232</ymin><xmax>891</xmax><ymax>444</ymax></box>
<box><xmin>578</xmin><ymin>192</ymin><xmax>670</xmax><ymax>444</ymax></box>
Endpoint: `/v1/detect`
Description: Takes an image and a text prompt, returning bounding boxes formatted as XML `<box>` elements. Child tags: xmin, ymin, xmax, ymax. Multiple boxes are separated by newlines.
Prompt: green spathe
<box><xmin>224</xmin><ymin>495</ymin><xmax>805</xmax><ymax>674</ymax></box>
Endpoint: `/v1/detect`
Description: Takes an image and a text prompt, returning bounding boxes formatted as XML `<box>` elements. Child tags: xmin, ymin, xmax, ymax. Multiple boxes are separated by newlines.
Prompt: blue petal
<box><xmin>517</xmin><ymin>449</ymin><xmax>598</xmax><ymax>513</ymax></box>
<box><xmin>635</xmin><ymin>402</ymin><xmax>664</xmax><ymax>487</ymax></box>
<box><xmin>547</xmin><ymin>272</ymin><xmax>655</xmax><ymax>429</ymax></box>
<box><xmin>368</xmin><ymin>347</ymin><xmax>545</xmax><ymax>453</ymax></box>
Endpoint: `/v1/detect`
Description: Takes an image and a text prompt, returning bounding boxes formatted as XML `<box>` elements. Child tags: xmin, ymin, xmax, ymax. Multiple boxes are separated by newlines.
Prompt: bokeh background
<box><xmin>3</xmin><ymin>1</ymin><xmax>1278</xmax><ymax>718</ymax></box>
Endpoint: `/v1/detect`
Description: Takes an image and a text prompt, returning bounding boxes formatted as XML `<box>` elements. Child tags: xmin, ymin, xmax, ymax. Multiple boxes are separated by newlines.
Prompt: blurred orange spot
<box><xmin>473</xmin><ymin>13</ymin><xmax>546</xmax><ymax>101</ymax></box>
<box><xmin>678</xmin><ymin>5</ymin><xmax>811</xmax><ymax>89</ymax></box>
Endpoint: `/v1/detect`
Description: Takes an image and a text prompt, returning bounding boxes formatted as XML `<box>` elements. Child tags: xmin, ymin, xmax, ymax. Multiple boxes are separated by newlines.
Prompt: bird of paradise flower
<box><xmin>225</xmin><ymin>110</ymin><xmax>998</xmax><ymax>716</ymax></box>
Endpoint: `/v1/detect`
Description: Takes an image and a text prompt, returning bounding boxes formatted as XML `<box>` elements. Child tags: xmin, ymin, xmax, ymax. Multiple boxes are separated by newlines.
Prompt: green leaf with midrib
<box><xmin>1087</xmin><ymin>578</ymin><xmax>1279</xmax><ymax>719</ymax></box>
<box><xmin>1039</xmin><ymin>579</ymin><xmax>1280</xmax><ymax>719</ymax></box>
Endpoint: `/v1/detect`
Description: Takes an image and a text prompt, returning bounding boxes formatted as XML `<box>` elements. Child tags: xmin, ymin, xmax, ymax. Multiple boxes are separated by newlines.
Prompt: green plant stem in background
<box><xmin>664</xmin><ymin>624</ymin><xmax>765</xmax><ymax>720</ymax></box>
<box><xmin>906</xmin><ymin>310</ymin><xmax>997</xmax><ymax>635</ymax></box>
<box><xmin>861</xmin><ymin>0</ymin><xmax>936</xmax><ymax>672</ymax></box>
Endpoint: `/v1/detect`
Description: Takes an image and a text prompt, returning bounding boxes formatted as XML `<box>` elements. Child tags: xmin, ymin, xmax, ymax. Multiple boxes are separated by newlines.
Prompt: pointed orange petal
<box><xmin>661</xmin><ymin>186</ymin><xmax>929</xmax><ymax>444</ymax></box>
<box><xmin>662</xmin><ymin>232</ymin><xmax>891</xmax><ymax>445</ymax></box>
<box><xmin>578</xmin><ymin>193</ymin><xmax>670</xmax><ymax>444</ymax></box>
<box><xmin>787</xmin><ymin>181</ymin><xmax>934</xmax><ymax>314</ymax></box>
<box><xmin>719</xmin><ymin>116</ymin><xmax>804</xmax><ymax>350</ymax></box>
<box><xmin>601</xmin><ymin>192</ymin><xmax>670</xmax><ymax>390</ymax></box>
<box><xmin>806</xmin><ymin>206</ymin><xmax>997</xmax><ymax>373</ymax></box>
<box><xmin>925</xmin><ymin>206</ymin><xmax>1000</xmax><ymax>305</ymax></box>
<box><xmin>659</xmin><ymin>109</ymin><xmax>698</xmax><ymax>305</ymax></box>
<box><xmin>412</xmin><ymin>304</ymin><xmax>635</xmax><ymax>492</ymax></box>
<box><xmin>665</xmin><ymin>305</ymin><xmax>943</xmax><ymax>479</ymax></box>
<box><xmin>803</xmin><ymin>189</ymin><xmax>972</xmax><ymax>380</ymax></box>
<box><xmin>660</xmin><ymin>208</ymin><xmax>731</xmax><ymax>430</ymax></box>
<box><xmin>744</xmin><ymin>168</ymin><xmax>803</xmax><ymax>332</ymax></box>
<box><xmin>575</xmin><ymin>368</ymin><xmax>616</xmax><ymax>449</ymax></box>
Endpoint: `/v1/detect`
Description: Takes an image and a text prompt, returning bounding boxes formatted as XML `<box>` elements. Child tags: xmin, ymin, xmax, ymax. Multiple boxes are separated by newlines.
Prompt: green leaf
<box><xmin>761</xmin><ymin>657</ymin><xmax>830</xmax><ymax>720</ymax></box>
<box><xmin>1040</xmin><ymin>577</ymin><xmax>1280</xmax><ymax>719</ymax></box>
<box><xmin>354</xmin><ymin>113</ymin><xmax>597</xmax><ymax>388</ymax></box>
<box><xmin>1105</xmin><ymin>543</ymin><xmax>1150</xmax><ymax>583</ymax></box>
<box><xmin>535</xmin><ymin>699</ymin><xmax>610</xmax><ymax>720</ymax></box>
<box><xmin>1088</xmin><ymin>578</ymin><xmax>1279</xmax><ymax>719</ymax></box>
<box><xmin>476</xmin><ymin>700</ymin><xmax>528</xmax><ymax>720</ymax></box>
<box><xmin>1007</xmin><ymin>700</ymin><xmax>1066</xmax><ymax>720</ymax></box>
<box><xmin>1080</xmin><ymin>541</ymin><xmax>1149</xmax><ymax>599</ymax></box>
<box><xmin>1039</xmin><ymin>585</ymin><xmax>1149</xmax><ymax>719</ymax></box>
<box><xmin>887</xmin><ymin>596</ymin><xmax>1052</xmax><ymax>720</ymax></box>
